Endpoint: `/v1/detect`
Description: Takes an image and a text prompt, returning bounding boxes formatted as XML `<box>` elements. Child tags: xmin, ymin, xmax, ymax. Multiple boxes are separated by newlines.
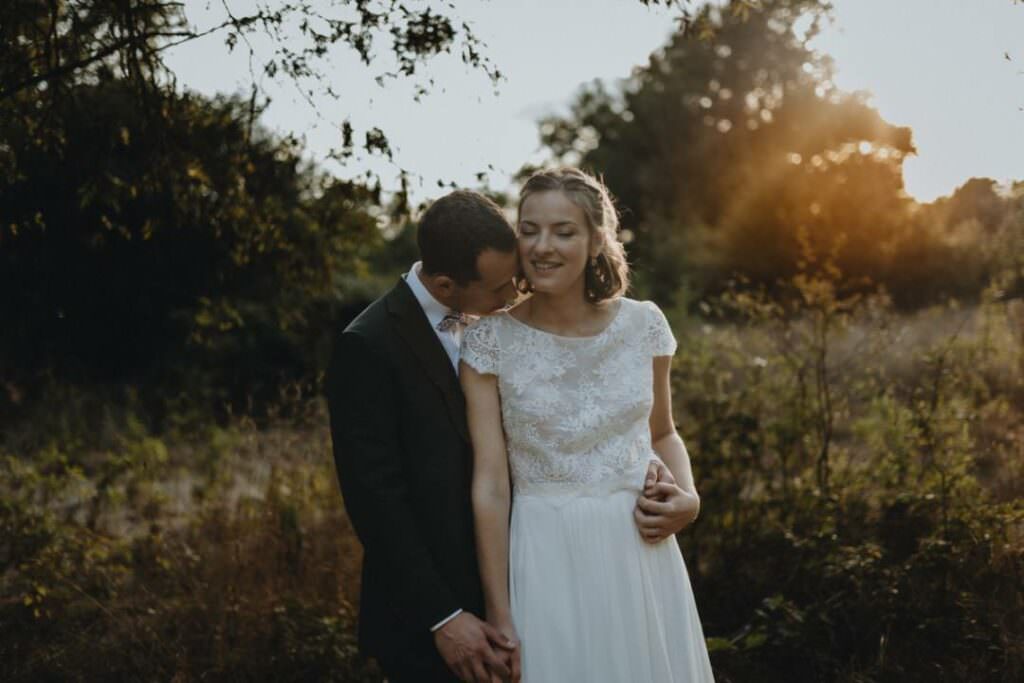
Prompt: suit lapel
<box><xmin>386</xmin><ymin>279</ymin><xmax>470</xmax><ymax>443</ymax></box>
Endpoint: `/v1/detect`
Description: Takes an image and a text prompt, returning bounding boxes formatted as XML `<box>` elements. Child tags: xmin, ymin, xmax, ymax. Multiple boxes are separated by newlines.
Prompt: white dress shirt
<box><xmin>404</xmin><ymin>261</ymin><xmax>465</xmax><ymax>631</ymax></box>
<box><xmin>404</xmin><ymin>261</ymin><xmax>464</xmax><ymax>374</ymax></box>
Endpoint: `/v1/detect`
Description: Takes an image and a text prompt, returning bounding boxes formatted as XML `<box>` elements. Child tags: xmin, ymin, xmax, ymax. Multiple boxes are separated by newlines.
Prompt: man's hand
<box><xmin>634</xmin><ymin>460</ymin><xmax>701</xmax><ymax>543</ymax></box>
<box><xmin>434</xmin><ymin>612</ymin><xmax>517</xmax><ymax>682</ymax></box>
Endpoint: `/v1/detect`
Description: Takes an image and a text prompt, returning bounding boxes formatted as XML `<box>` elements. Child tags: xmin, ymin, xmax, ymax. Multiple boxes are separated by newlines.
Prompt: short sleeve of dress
<box><xmin>643</xmin><ymin>300</ymin><xmax>677</xmax><ymax>357</ymax></box>
<box><xmin>460</xmin><ymin>315</ymin><xmax>501</xmax><ymax>376</ymax></box>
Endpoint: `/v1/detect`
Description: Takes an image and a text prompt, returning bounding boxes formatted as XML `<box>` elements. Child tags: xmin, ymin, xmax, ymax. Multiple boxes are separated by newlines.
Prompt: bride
<box><xmin>459</xmin><ymin>167</ymin><xmax>716</xmax><ymax>682</ymax></box>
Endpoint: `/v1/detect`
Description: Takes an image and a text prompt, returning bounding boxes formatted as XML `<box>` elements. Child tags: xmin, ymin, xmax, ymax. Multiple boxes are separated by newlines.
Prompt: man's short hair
<box><xmin>418</xmin><ymin>190</ymin><xmax>516</xmax><ymax>285</ymax></box>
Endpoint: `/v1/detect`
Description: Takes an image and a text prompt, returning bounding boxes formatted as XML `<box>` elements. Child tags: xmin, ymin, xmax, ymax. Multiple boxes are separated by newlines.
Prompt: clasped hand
<box><xmin>634</xmin><ymin>460</ymin><xmax>701</xmax><ymax>543</ymax></box>
<box><xmin>434</xmin><ymin>612</ymin><xmax>521</xmax><ymax>683</ymax></box>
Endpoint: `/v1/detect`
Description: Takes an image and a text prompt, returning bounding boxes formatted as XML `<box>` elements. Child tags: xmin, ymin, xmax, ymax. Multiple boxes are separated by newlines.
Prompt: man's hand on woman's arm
<box><xmin>635</xmin><ymin>460</ymin><xmax>701</xmax><ymax>543</ymax></box>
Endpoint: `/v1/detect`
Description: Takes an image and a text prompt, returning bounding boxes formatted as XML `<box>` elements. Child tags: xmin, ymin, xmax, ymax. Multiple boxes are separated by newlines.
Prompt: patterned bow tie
<box><xmin>437</xmin><ymin>311</ymin><xmax>469</xmax><ymax>332</ymax></box>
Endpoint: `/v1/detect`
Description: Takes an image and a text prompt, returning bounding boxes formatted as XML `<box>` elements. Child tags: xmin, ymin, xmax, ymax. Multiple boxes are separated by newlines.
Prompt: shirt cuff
<box><xmin>430</xmin><ymin>608</ymin><xmax>463</xmax><ymax>632</ymax></box>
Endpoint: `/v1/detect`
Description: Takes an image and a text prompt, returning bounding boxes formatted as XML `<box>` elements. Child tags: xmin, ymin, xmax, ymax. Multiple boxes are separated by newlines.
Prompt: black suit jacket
<box><xmin>325</xmin><ymin>278</ymin><xmax>484</xmax><ymax>665</ymax></box>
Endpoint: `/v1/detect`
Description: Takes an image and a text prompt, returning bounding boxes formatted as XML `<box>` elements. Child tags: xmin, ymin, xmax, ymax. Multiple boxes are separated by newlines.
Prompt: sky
<box><xmin>164</xmin><ymin>0</ymin><xmax>1024</xmax><ymax>204</ymax></box>
<box><xmin>813</xmin><ymin>0</ymin><xmax>1024</xmax><ymax>201</ymax></box>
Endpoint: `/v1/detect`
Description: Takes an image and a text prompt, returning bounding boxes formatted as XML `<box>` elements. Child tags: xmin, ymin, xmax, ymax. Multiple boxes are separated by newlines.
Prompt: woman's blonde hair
<box><xmin>516</xmin><ymin>167</ymin><xmax>630</xmax><ymax>304</ymax></box>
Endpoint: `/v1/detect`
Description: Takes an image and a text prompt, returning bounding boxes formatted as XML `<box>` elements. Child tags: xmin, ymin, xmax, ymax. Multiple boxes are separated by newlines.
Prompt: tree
<box><xmin>0</xmin><ymin>0</ymin><xmax>703</xmax><ymax>424</ymax></box>
<box><xmin>535</xmin><ymin>0</ymin><xmax>923</xmax><ymax>306</ymax></box>
<box><xmin>0</xmin><ymin>73</ymin><xmax>386</xmax><ymax>421</ymax></box>
<box><xmin>0</xmin><ymin>0</ymin><xmax>508</xmax><ymax>421</ymax></box>
<box><xmin>0</xmin><ymin>1</ymin><xmax>695</xmax><ymax>174</ymax></box>
<box><xmin>0</xmin><ymin>0</ymin><xmax>508</xmax><ymax>163</ymax></box>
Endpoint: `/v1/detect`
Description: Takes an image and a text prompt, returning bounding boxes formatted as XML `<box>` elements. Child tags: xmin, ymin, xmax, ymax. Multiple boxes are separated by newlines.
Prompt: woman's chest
<box><xmin>498</xmin><ymin>338</ymin><xmax>653</xmax><ymax>428</ymax></box>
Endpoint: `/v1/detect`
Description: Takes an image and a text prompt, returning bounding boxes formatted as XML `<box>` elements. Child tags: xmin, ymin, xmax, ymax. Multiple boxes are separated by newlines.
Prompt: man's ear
<box><xmin>431</xmin><ymin>274</ymin><xmax>457</xmax><ymax>299</ymax></box>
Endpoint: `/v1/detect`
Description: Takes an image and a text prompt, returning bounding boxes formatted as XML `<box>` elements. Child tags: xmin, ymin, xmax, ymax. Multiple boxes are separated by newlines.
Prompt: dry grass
<box><xmin>3</xmin><ymin>297</ymin><xmax>1023</xmax><ymax>681</ymax></box>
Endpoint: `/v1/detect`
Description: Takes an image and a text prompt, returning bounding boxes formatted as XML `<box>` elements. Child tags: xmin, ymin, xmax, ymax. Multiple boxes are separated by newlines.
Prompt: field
<box><xmin>4</xmin><ymin>281</ymin><xmax>1023</xmax><ymax>682</ymax></box>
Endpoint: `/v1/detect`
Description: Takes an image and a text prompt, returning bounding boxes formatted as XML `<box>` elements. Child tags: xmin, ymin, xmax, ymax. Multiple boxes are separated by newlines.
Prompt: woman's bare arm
<box><xmin>460</xmin><ymin>361</ymin><xmax>515</xmax><ymax>627</ymax></box>
<box><xmin>648</xmin><ymin>355</ymin><xmax>697</xmax><ymax>495</ymax></box>
<box><xmin>635</xmin><ymin>355</ymin><xmax>702</xmax><ymax>543</ymax></box>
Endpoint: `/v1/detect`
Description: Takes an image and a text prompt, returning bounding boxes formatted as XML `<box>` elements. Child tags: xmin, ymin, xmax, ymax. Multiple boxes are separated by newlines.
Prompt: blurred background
<box><xmin>2</xmin><ymin>1</ymin><xmax>1022</xmax><ymax>680</ymax></box>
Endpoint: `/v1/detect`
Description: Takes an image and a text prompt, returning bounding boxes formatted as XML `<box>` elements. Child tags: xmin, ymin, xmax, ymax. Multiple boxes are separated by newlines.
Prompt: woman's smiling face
<box><xmin>517</xmin><ymin>190</ymin><xmax>597</xmax><ymax>297</ymax></box>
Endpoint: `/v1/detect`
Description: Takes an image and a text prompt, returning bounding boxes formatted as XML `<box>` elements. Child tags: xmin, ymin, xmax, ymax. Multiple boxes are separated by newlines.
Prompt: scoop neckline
<box><xmin>502</xmin><ymin>298</ymin><xmax>625</xmax><ymax>340</ymax></box>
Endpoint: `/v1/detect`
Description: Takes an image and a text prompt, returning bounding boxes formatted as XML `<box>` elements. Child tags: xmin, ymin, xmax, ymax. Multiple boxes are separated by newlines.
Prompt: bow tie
<box><xmin>437</xmin><ymin>311</ymin><xmax>469</xmax><ymax>332</ymax></box>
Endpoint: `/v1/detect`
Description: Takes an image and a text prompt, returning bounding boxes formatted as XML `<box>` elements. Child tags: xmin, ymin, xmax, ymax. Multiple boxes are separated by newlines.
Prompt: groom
<box><xmin>326</xmin><ymin>190</ymin><xmax>520</xmax><ymax>682</ymax></box>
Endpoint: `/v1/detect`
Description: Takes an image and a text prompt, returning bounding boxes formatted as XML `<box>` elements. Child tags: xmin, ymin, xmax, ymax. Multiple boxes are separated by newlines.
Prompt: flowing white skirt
<box><xmin>509</xmin><ymin>483</ymin><xmax>716</xmax><ymax>683</ymax></box>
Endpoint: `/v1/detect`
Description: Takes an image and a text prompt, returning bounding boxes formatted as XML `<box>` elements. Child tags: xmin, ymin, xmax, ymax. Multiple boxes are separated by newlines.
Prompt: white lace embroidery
<box><xmin>460</xmin><ymin>314</ymin><xmax>501</xmax><ymax>375</ymax></box>
<box><xmin>461</xmin><ymin>298</ymin><xmax>678</xmax><ymax>498</ymax></box>
<box><xmin>643</xmin><ymin>299</ymin><xmax>678</xmax><ymax>356</ymax></box>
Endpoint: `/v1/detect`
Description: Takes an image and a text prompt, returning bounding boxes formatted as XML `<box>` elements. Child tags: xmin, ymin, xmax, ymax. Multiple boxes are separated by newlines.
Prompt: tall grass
<box><xmin>671</xmin><ymin>248</ymin><xmax>1024</xmax><ymax>681</ymax></box>
<box><xmin>2</xmin><ymin>258</ymin><xmax>1023</xmax><ymax>681</ymax></box>
<box><xmin>1</xmin><ymin>398</ymin><xmax>379</xmax><ymax>681</ymax></box>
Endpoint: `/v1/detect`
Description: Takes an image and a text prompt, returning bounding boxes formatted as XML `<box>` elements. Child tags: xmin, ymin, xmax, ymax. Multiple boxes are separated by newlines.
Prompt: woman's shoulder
<box><xmin>464</xmin><ymin>309</ymin><xmax>522</xmax><ymax>350</ymax></box>
<box><xmin>467</xmin><ymin>309</ymin><xmax>512</xmax><ymax>335</ymax></box>
<box><xmin>609</xmin><ymin>296</ymin><xmax>676</xmax><ymax>356</ymax></box>
<box><xmin>619</xmin><ymin>295</ymin><xmax>662</xmax><ymax>309</ymax></box>
<box><xmin>501</xmin><ymin>300</ymin><xmax>530</xmax><ymax>324</ymax></box>
<box><xmin>461</xmin><ymin>311</ymin><xmax>509</xmax><ymax>376</ymax></box>
<box><xmin>617</xmin><ymin>296</ymin><xmax>664</xmax><ymax>322</ymax></box>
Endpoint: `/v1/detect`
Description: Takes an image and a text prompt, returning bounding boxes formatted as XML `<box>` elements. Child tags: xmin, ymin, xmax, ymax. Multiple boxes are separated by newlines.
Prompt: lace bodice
<box><xmin>461</xmin><ymin>297</ymin><xmax>677</xmax><ymax>497</ymax></box>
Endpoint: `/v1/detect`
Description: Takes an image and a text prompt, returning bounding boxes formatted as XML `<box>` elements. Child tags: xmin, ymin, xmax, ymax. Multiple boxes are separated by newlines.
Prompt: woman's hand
<box><xmin>434</xmin><ymin>612</ymin><xmax>514</xmax><ymax>682</ymax></box>
<box><xmin>488</xmin><ymin>617</ymin><xmax>522</xmax><ymax>683</ymax></box>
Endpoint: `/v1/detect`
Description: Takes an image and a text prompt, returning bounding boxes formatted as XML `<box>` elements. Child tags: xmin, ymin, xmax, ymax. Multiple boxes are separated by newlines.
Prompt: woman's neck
<box><xmin>525</xmin><ymin>283</ymin><xmax>601</xmax><ymax>334</ymax></box>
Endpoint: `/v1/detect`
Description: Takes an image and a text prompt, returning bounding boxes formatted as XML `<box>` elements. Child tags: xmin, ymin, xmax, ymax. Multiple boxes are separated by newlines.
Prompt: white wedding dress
<box><xmin>461</xmin><ymin>297</ymin><xmax>715</xmax><ymax>683</ymax></box>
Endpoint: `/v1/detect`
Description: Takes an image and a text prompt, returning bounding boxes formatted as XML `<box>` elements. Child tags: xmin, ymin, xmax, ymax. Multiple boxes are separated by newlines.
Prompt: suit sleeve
<box><xmin>326</xmin><ymin>330</ymin><xmax>460</xmax><ymax>632</ymax></box>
